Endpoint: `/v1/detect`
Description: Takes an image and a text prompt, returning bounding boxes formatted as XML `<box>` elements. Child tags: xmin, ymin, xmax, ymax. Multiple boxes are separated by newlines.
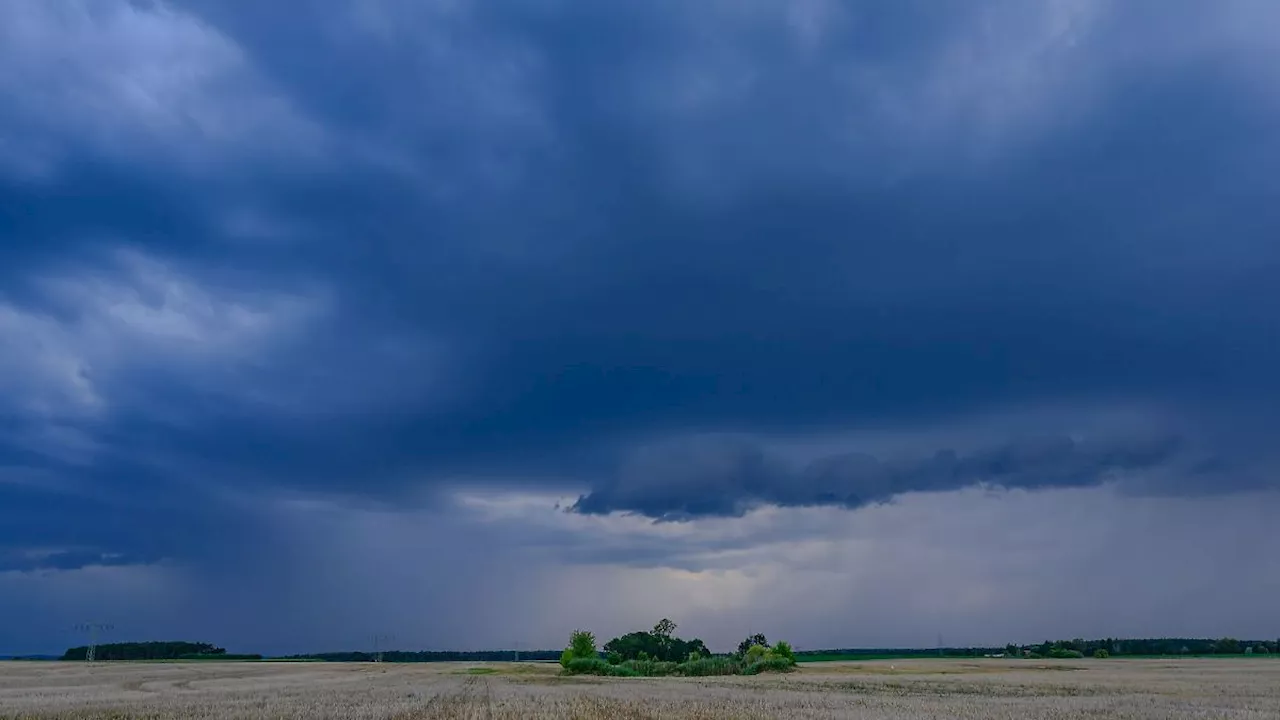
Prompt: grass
<box><xmin>0</xmin><ymin>658</ymin><xmax>1276</xmax><ymax>718</ymax></box>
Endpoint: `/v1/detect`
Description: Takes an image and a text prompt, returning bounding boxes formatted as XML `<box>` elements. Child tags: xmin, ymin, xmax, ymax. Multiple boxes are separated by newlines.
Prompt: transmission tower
<box><xmin>74</xmin><ymin>623</ymin><xmax>114</xmax><ymax>662</ymax></box>
<box><xmin>371</xmin><ymin>633</ymin><xmax>395</xmax><ymax>663</ymax></box>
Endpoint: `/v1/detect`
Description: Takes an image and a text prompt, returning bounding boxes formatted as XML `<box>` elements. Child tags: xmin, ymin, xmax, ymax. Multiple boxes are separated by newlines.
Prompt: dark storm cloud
<box><xmin>571</xmin><ymin>432</ymin><xmax>1206</xmax><ymax>520</ymax></box>
<box><xmin>1</xmin><ymin>0</ymin><xmax>1279</xmax><ymax>588</ymax></box>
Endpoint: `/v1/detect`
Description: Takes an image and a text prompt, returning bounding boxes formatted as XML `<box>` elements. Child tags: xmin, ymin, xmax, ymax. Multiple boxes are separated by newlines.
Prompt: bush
<box><xmin>559</xmin><ymin>648</ymin><xmax>574</xmax><ymax>669</ymax></box>
<box><xmin>675</xmin><ymin>657</ymin><xmax>743</xmax><ymax>677</ymax></box>
<box><xmin>771</xmin><ymin>641</ymin><xmax>796</xmax><ymax>663</ymax></box>
<box><xmin>1048</xmin><ymin>648</ymin><xmax>1085</xmax><ymax>659</ymax></box>
<box><xmin>745</xmin><ymin>644</ymin><xmax>768</xmax><ymax>662</ymax></box>
<box><xmin>1093</xmin><ymin>649</ymin><xmax>1110</xmax><ymax>658</ymax></box>
<box><xmin>563</xmin><ymin>657</ymin><xmax>639</xmax><ymax>677</ymax></box>
<box><xmin>606</xmin><ymin>650</ymin><xmax>622</xmax><ymax>665</ymax></box>
<box><xmin>620</xmin><ymin>659</ymin><xmax>679</xmax><ymax>677</ymax></box>
<box><xmin>743</xmin><ymin>656</ymin><xmax>797</xmax><ymax>675</ymax></box>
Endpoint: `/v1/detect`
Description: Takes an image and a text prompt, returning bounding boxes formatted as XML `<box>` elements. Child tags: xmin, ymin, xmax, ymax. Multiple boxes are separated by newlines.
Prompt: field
<box><xmin>1</xmin><ymin>658</ymin><xmax>1277</xmax><ymax>719</ymax></box>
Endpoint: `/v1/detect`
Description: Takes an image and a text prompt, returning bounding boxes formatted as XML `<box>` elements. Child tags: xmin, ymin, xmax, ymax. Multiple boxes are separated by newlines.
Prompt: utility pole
<box><xmin>371</xmin><ymin>634</ymin><xmax>395</xmax><ymax>663</ymax></box>
<box><xmin>74</xmin><ymin>623</ymin><xmax>113</xmax><ymax>663</ymax></box>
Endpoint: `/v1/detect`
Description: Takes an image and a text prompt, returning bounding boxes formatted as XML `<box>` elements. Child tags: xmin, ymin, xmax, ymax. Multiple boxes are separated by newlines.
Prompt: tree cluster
<box><xmin>602</xmin><ymin>619</ymin><xmax>709</xmax><ymax>663</ymax></box>
<box><xmin>559</xmin><ymin>620</ymin><xmax>797</xmax><ymax>678</ymax></box>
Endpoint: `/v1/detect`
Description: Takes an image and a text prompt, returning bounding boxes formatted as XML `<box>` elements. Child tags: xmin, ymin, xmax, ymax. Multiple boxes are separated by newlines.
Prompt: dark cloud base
<box><xmin>572</xmin><ymin>433</ymin><xmax>1207</xmax><ymax>520</ymax></box>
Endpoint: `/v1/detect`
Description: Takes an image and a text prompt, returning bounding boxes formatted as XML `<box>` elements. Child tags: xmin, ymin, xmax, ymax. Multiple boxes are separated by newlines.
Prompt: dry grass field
<box><xmin>1</xmin><ymin>658</ymin><xmax>1277</xmax><ymax>719</ymax></box>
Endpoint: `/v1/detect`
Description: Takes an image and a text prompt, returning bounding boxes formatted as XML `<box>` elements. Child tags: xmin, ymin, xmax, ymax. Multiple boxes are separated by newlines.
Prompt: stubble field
<box><xmin>1</xmin><ymin>658</ymin><xmax>1277</xmax><ymax>719</ymax></box>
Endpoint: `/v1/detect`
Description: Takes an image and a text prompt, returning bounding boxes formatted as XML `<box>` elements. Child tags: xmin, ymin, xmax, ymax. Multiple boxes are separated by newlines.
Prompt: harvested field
<box><xmin>1</xmin><ymin>658</ymin><xmax>1277</xmax><ymax>719</ymax></box>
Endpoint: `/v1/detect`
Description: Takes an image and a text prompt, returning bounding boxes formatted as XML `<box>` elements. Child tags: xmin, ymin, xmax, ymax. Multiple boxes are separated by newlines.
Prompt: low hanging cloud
<box><xmin>573</xmin><ymin>433</ymin><xmax>1205</xmax><ymax>520</ymax></box>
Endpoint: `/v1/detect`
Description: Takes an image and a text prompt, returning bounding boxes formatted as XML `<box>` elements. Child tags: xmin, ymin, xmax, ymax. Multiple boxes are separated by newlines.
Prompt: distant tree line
<box><xmin>61</xmin><ymin>642</ymin><xmax>261</xmax><ymax>661</ymax></box>
<box><xmin>799</xmin><ymin>637</ymin><xmax>1279</xmax><ymax>660</ymax></box>
<box><xmin>61</xmin><ymin>636</ymin><xmax>1277</xmax><ymax>663</ymax></box>
<box><xmin>1009</xmin><ymin>637</ymin><xmax>1277</xmax><ymax>658</ymax></box>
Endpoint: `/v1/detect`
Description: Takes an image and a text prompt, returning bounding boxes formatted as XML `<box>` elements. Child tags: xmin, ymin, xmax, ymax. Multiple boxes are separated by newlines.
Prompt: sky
<box><xmin>2</xmin><ymin>0</ymin><xmax>1279</xmax><ymax>656</ymax></box>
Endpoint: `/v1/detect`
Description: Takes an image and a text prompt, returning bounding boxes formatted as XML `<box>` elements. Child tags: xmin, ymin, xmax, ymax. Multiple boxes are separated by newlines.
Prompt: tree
<box><xmin>604</xmin><ymin>631</ymin><xmax>662</xmax><ymax>662</ymax></box>
<box><xmin>562</xmin><ymin>629</ymin><xmax>597</xmax><ymax>667</ymax></box>
<box><xmin>771</xmin><ymin>641</ymin><xmax>795</xmax><ymax>663</ymax></box>
<box><xmin>737</xmin><ymin>634</ymin><xmax>769</xmax><ymax>657</ymax></box>
<box><xmin>1214</xmin><ymin>637</ymin><xmax>1242</xmax><ymax>655</ymax></box>
<box><xmin>603</xmin><ymin>624</ymin><xmax>707</xmax><ymax>663</ymax></box>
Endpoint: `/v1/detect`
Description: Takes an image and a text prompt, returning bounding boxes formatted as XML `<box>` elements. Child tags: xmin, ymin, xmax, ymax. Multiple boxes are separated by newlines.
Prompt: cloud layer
<box><xmin>3</xmin><ymin>0</ymin><xmax>1280</xmax><ymax>654</ymax></box>
<box><xmin>572</xmin><ymin>432</ymin><xmax>1207</xmax><ymax>519</ymax></box>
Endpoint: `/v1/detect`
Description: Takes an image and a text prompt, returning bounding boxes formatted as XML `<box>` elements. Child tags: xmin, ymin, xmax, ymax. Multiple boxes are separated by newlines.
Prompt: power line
<box><xmin>371</xmin><ymin>634</ymin><xmax>395</xmax><ymax>663</ymax></box>
<box><xmin>74</xmin><ymin>623</ymin><xmax>113</xmax><ymax>663</ymax></box>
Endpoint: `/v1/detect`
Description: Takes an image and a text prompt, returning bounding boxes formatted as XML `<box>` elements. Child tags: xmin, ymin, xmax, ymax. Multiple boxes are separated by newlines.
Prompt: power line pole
<box><xmin>371</xmin><ymin>634</ymin><xmax>395</xmax><ymax>663</ymax></box>
<box><xmin>74</xmin><ymin>623</ymin><xmax>113</xmax><ymax>663</ymax></box>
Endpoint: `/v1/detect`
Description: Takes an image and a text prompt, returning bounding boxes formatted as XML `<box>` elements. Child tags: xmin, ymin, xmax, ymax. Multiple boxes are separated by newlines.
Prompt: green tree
<box><xmin>737</xmin><ymin>634</ymin><xmax>769</xmax><ymax>657</ymax></box>
<box><xmin>771</xmin><ymin>640</ymin><xmax>796</xmax><ymax>663</ymax></box>
<box><xmin>1214</xmin><ymin>638</ymin><xmax>1242</xmax><ymax>655</ymax></box>
<box><xmin>568</xmin><ymin>630</ymin><xmax>597</xmax><ymax>660</ymax></box>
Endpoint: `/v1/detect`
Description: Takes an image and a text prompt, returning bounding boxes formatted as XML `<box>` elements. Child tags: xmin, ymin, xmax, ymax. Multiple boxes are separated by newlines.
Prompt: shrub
<box><xmin>620</xmin><ymin>659</ymin><xmax>679</xmax><ymax>677</ymax></box>
<box><xmin>564</xmin><ymin>657</ymin><xmax>639</xmax><ymax>677</ymax></box>
<box><xmin>675</xmin><ymin>657</ymin><xmax>743</xmax><ymax>677</ymax></box>
<box><xmin>606</xmin><ymin>650</ymin><xmax>622</xmax><ymax>665</ymax></box>
<box><xmin>771</xmin><ymin>641</ymin><xmax>796</xmax><ymax>663</ymax></box>
<box><xmin>744</xmin><ymin>656</ymin><xmax>797</xmax><ymax>675</ymax></box>
<box><xmin>559</xmin><ymin>648</ymin><xmax>574</xmax><ymax>669</ymax></box>
<box><xmin>1048</xmin><ymin>648</ymin><xmax>1085</xmax><ymax>659</ymax></box>
<box><xmin>745</xmin><ymin>644</ymin><xmax>768</xmax><ymax>662</ymax></box>
<box><xmin>1093</xmin><ymin>649</ymin><xmax>1110</xmax><ymax>658</ymax></box>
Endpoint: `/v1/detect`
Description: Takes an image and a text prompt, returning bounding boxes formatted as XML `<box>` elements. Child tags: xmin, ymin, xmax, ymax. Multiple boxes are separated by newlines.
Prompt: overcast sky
<box><xmin>2</xmin><ymin>0</ymin><xmax>1279</xmax><ymax>656</ymax></box>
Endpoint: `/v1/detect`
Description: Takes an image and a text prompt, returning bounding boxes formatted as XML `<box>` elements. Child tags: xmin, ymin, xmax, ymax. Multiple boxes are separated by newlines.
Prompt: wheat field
<box><xmin>1</xmin><ymin>658</ymin><xmax>1277</xmax><ymax>719</ymax></box>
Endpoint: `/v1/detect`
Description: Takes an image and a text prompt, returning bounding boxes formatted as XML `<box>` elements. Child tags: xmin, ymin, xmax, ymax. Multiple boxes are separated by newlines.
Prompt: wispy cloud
<box><xmin>0</xmin><ymin>0</ymin><xmax>325</xmax><ymax>178</ymax></box>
